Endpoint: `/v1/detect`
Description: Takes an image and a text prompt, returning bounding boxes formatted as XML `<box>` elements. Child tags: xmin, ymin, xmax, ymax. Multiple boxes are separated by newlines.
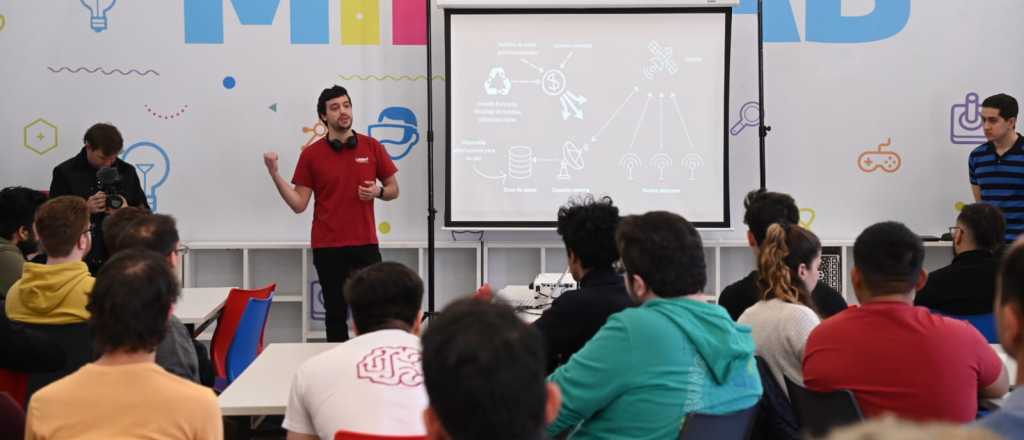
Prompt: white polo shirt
<box><xmin>283</xmin><ymin>329</ymin><xmax>428</xmax><ymax>439</ymax></box>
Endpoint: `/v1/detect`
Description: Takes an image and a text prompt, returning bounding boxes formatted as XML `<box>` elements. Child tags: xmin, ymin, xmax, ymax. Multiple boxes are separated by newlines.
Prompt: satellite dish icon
<box><xmin>681</xmin><ymin>153</ymin><xmax>704</xmax><ymax>181</ymax></box>
<box><xmin>557</xmin><ymin>141</ymin><xmax>587</xmax><ymax>180</ymax></box>
<box><xmin>619</xmin><ymin>154</ymin><xmax>642</xmax><ymax>180</ymax></box>
<box><xmin>650</xmin><ymin>154</ymin><xmax>673</xmax><ymax>181</ymax></box>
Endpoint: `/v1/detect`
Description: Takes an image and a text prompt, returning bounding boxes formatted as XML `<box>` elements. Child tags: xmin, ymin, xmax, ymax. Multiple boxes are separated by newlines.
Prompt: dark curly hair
<box><xmin>616</xmin><ymin>211</ymin><xmax>706</xmax><ymax>297</ymax></box>
<box><xmin>317</xmin><ymin>85</ymin><xmax>350</xmax><ymax>120</ymax></box>
<box><xmin>743</xmin><ymin>189</ymin><xmax>799</xmax><ymax>246</ymax></box>
<box><xmin>0</xmin><ymin>186</ymin><xmax>46</xmax><ymax>239</ymax></box>
<box><xmin>556</xmin><ymin>195</ymin><xmax>620</xmax><ymax>270</ymax></box>
<box><xmin>88</xmin><ymin>249</ymin><xmax>180</xmax><ymax>354</ymax></box>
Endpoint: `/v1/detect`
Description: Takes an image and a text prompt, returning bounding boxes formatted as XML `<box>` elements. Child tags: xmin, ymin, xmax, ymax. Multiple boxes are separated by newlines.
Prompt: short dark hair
<box><xmin>982</xmin><ymin>94</ymin><xmax>1019</xmax><ymax>121</ymax></box>
<box><xmin>743</xmin><ymin>189</ymin><xmax>799</xmax><ymax>246</ymax></box>
<box><xmin>616</xmin><ymin>211</ymin><xmax>706</xmax><ymax>297</ymax></box>
<box><xmin>556</xmin><ymin>195</ymin><xmax>620</xmax><ymax>270</ymax></box>
<box><xmin>0</xmin><ymin>187</ymin><xmax>46</xmax><ymax>239</ymax></box>
<box><xmin>102</xmin><ymin>207</ymin><xmax>151</xmax><ymax>255</ymax></box>
<box><xmin>116</xmin><ymin>214</ymin><xmax>179</xmax><ymax>257</ymax></box>
<box><xmin>344</xmin><ymin>262</ymin><xmax>423</xmax><ymax>333</ymax></box>
<box><xmin>317</xmin><ymin>85</ymin><xmax>351</xmax><ymax>119</ymax></box>
<box><xmin>83</xmin><ymin>123</ymin><xmax>124</xmax><ymax>156</ymax></box>
<box><xmin>957</xmin><ymin>203</ymin><xmax>1006</xmax><ymax>251</ymax></box>
<box><xmin>88</xmin><ymin>249</ymin><xmax>180</xmax><ymax>354</ymax></box>
<box><xmin>997</xmin><ymin>239</ymin><xmax>1024</xmax><ymax>309</ymax></box>
<box><xmin>34</xmin><ymin>196</ymin><xmax>90</xmax><ymax>258</ymax></box>
<box><xmin>853</xmin><ymin>221</ymin><xmax>924</xmax><ymax>295</ymax></box>
<box><xmin>422</xmin><ymin>299</ymin><xmax>548</xmax><ymax>440</ymax></box>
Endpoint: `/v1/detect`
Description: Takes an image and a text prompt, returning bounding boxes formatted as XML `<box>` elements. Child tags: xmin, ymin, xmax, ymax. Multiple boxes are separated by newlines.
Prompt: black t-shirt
<box><xmin>719</xmin><ymin>270</ymin><xmax>848</xmax><ymax>321</ymax></box>
<box><xmin>48</xmin><ymin>147</ymin><xmax>149</xmax><ymax>272</ymax></box>
<box><xmin>914</xmin><ymin>250</ymin><xmax>997</xmax><ymax>316</ymax></box>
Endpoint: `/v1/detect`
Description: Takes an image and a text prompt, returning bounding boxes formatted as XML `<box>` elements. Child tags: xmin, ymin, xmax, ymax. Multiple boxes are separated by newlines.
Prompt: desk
<box><xmin>218</xmin><ymin>342</ymin><xmax>340</xmax><ymax>416</ymax></box>
<box><xmin>176</xmin><ymin>287</ymin><xmax>233</xmax><ymax>336</ymax></box>
<box><xmin>497</xmin><ymin>285</ymin><xmax>552</xmax><ymax>324</ymax></box>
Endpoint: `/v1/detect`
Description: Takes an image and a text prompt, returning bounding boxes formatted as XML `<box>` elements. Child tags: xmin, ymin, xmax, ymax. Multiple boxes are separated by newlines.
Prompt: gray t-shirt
<box><xmin>156</xmin><ymin>315</ymin><xmax>200</xmax><ymax>383</ymax></box>
<box><xmin>0</xmin><ymin>238</ymin><xmax>25</xmax><ymax>300</ymax></box>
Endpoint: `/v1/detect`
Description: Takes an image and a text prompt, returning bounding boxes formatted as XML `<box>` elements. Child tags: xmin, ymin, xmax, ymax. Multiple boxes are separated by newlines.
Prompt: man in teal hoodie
<box><xmin>547</xmin><ymin>211</ymin><xmax>762</xmax><ymax>440</ymax></box>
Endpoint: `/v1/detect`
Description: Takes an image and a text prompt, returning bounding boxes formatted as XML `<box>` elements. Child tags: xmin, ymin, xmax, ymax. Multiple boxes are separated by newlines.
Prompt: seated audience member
<box><xmin>803</xmin><ymin>221</ymin><xmax>1008</xmax><ymax>422</ymax></box>
<box><xmin>0</xmin><ymin>187</ymin><xmax>47</xmax><ymax>298</ymax></box>
<box><xmin>422</xmin><ymin>298</ymin><xmax>561</xmax><ymax>440</ymax></box>
<box><xmin>976</xmin><ymin>236</ymin><xmax>1024</xmax><ymax>439</ymax></box>
<box><xmin>100</xmin><ymin>206</ymin><xmax>149</xmax><ymax>255</ymax></box>
<box><xmin>915</xmin><ymin>203</ymin><xmax>1005</xmax><ymax>315</ymax></box>
<box><xmin>284</xmin><ymin>262</ymin><xmax>428</xmax><ymax>439</ymax></box>
<box><xmin>532</xmin><ymin>195</ymin><xmax>633</xmax><ymax>373</ymax></box>
<box><xmin>24</xmin><ymin>249</ymin><xmax>221</xmax><ymax>439</ymax></box>
<box><xmin>6</xmin><ymin>196</ymin><xmax>94</xmax><ymax>324</ymax></box>
<box><xmin>113</xmin><ymin>213</ymin><xmax>201</xmax><ymax>383</ymax></box>
<box><xmin>719</xmin><ymin>189</ymin><xmax>847</xmax><ymax>321</ymax></box>
<box><xmin>738</xmin><ymin>223</ymin><xmax>821</xmax><ymax>393</ymax></box>
<box><xmin>547</xmin><ymin>211</ymin><xmax>762</xmax><ymax>439</ymax></box>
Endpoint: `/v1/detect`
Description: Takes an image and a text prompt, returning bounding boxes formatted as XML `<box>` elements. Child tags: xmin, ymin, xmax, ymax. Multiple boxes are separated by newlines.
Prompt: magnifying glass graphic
<box><xmin>730</xmin><ymin>101</ymin><xmax>761</xmax><ymax>136</ymax></box>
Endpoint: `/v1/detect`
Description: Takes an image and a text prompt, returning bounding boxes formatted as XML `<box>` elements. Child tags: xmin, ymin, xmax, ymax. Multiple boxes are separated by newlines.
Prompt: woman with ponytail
<box><xmin>738</xmin><ymin>222</ymin><xmax>823</xmax><ymax>394</ymax></box>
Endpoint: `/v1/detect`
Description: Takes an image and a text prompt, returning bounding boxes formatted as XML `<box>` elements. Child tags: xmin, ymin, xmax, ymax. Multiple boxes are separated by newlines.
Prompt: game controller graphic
<box><xmin>858</xmin><ymin>138</ymin><xmax>901</xmax><ymax>173</ymax></box>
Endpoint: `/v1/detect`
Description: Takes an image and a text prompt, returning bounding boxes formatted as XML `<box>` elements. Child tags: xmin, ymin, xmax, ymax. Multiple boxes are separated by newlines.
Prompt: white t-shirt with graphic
<box><xmin>283</xmin><ymin>329</ymin><xmax>428</xmax><ymax>439</ymax></box>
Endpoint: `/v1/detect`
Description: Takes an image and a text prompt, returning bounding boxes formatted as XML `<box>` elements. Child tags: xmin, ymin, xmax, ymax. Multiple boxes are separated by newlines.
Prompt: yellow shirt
<box><xmin>25</xmin><ymin>362</ymin><xmax>222</xmax><ymax>440</ymax></box>
<box><xmin>5</xmin><ymin>261</ymin><xmax>93</xmax><ymax>324</ymax></box>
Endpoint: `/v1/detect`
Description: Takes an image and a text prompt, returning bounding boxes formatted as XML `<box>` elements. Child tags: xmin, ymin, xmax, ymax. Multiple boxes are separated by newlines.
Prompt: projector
<box><xmin>530</xmin><ymin>272</ymin><xmax>577</xmax><ymax>297</ymax></box>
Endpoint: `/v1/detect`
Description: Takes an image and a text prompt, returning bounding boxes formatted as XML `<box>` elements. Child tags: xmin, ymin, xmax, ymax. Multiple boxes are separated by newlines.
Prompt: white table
<box><xmin>175</xmin><ymin>287</ymin><xmax>233</xmax><ymax>335</ymax></box>
<box><xmin>992</xmin><ymin>344</ymin><xmax>1018</xmax><ymax>386</ymax></box>
<box><xmin>497</xmin><ymin>285</ymin><xmax>552</xmax><ymax>323</ymax></box>
<box><xmin>218</xmin><ymin>342</ymin><xmax>340</xmax><ymax>416</ymax></box>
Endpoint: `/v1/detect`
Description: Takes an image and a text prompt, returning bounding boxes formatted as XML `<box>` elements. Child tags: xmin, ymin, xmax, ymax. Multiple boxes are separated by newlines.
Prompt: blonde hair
<box><xmin>757</xmin><ymin>223</ymin><xmax>820</xmax><ymax>309</ymax></box>
<box><xmin>825</xmin><ymin>416</ymin><xmax>1004</xmax><ymax>440</ymax></box>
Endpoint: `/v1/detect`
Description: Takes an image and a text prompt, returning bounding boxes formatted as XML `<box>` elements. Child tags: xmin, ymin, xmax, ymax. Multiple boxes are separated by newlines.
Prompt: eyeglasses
<box><xmin>948</xmin><ymin>226</ymin><xmax>961</xmax><ymax>238</ymax></box>
<box><xmin>175</xmin><ymin>245</ymin><xmax>190</xmax><ymax>256</ymax></box>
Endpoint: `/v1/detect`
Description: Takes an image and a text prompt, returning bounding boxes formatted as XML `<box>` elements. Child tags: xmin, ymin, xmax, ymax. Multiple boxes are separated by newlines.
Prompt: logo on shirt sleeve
<box><xmin>356</xmin><ymin>346</ymin><xmax>423</xmax><ymax>387</ymax></box>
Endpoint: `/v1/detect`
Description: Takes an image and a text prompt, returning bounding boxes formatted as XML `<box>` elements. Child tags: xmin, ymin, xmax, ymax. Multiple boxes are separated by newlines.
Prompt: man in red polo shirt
<box><xmin>263</xmin><ymin>85</ymin><xmax>399</xmax><ymax>342</ymax></box>
<box><xmin>803</xmin><ymin>221</ymin><xmax>1008</xmax><ymax>422</ymax></box>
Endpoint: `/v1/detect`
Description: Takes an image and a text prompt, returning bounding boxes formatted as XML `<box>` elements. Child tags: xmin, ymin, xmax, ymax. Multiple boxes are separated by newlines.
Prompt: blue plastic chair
<box><xmin>680</xmin><ymin>405</ymin><xmax>759</xmax><ymax>440</ymax></box>
<box><xmin>950</xmin><ymin>313</ymin><xmax>998</xmax><ymax>343</ymax></box>
<box><xmin>226</xmin><ymin>294</ymin><xmax>274</xmax><ymax>383</ymax></box>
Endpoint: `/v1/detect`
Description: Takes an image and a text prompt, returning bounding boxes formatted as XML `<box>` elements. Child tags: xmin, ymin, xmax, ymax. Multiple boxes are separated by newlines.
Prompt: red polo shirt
<box><xmin>292</xmin><ymin>135</ymin><xmax>397</xmax><ymax>248</ymax></box>
<box><xmin>803</xmin><ymin>301</ymin><xmax>1003</xmax><ymax>422</ymax></box>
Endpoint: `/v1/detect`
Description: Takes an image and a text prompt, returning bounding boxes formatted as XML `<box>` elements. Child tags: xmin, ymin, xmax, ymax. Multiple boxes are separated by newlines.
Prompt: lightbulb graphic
<box><xmin>120</xmin><ymin>141</ymin><xmax>170</xmax><ymax>211</ymax></box>
<box><xmin>81</xmin><ymin>0</ymin><xmax>117</xmax><ymax>32</ymax></box>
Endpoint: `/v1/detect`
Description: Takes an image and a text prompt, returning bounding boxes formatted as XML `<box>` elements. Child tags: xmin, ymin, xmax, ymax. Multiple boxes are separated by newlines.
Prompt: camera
<box><xmin>96</xmin><ymin>167</ymin><xmax>124</xmax><ymax>210</ymax></box>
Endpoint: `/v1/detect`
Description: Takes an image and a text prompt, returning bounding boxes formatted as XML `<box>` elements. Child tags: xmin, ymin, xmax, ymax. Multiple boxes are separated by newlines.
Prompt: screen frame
<box><xmin>444</xmin><ymin>7</ymin><xmax>733</xmax><ymax>230</ymax></box>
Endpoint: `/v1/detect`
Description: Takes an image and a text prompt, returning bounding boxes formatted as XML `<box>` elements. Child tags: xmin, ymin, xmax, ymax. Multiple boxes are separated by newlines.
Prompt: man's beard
<box><xmin>329</xmin><ymin>118</ymin><xmax>352</xmax><ymax>133</ymax></box>
<box><xmin>17</xmin><ymin>238</ymin><xmax>38</xmax><ymax>258</ymax></box>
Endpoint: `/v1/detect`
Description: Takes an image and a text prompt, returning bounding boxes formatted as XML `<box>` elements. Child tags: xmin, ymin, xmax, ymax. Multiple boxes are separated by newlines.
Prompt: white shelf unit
<box><xmin>183</xmin><ymin>239</ymin><xmax>954</xmax><ymax>342</ymax></box>
<box><xmin>182</xmin><ymin>241</ymin><xmax>482</xmax><ymax>342</ymax></box>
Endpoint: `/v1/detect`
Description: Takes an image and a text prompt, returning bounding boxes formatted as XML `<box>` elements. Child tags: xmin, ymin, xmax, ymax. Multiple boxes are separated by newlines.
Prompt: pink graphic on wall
<box><xmin>392</xmin><ymin>0</ymin><xmax>426</xmax><ymax>45</ymax></box>
<box><xmin>357</xmin><ymin>346</ymin><xmax>423</xmax><ymax>387</ymax></box>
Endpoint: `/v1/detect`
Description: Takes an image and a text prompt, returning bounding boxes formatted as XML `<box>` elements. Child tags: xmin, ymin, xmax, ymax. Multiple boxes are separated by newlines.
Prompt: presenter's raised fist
<box><xmin>263</xmin><ymin>152</ymin><xmax>279</xmax><ymax>174</ymax></box>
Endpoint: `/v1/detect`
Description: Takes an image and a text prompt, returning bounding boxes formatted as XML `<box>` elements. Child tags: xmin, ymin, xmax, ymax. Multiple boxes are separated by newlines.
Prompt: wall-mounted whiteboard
<box><xmin>445</xmin><ymin>8</ymin><xmax>731</xmax><ymax>228</ymax></box>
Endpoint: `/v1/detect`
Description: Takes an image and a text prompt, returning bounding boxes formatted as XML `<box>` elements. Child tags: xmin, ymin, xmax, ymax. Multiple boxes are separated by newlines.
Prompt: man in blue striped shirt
<box><xmin>969</xmin><ymin>93</ymin><xmax>1024</xmax><ymax>242</ymax></box>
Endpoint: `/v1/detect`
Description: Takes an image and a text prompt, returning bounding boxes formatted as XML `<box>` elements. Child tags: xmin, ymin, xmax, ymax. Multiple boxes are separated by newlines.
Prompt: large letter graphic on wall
<box><xmin>805</xmin><ymin>0</ymin><xmax>911</xmax><ymax>43</ymax></box>
<box><xmin>341</xmin><ymin>0</ymin><xmax>381</xmax><ymax>45</ymax></box>
<box><xmin>735</xmin><ymin>0</ymin><xmax>910</xmax><ymax>43</ymax></box>
<box><xmin>185</xmin><ymin>0</ymin><xmax>330</xmax><ymax>44</ymax></box>
<box><xmin>736</xmin><ymin>0</ymin><xmax>800</xmax><ymax>43</ymax></box>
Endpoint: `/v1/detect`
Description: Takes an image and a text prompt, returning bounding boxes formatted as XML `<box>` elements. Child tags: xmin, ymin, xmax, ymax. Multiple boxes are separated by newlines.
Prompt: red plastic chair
<box><xmin>0</xmin><ymin>369</ymin><xmax>29</xmax><ymax>410</ymax></box>
<box><xmin>334</xmin><ymin>431</ymin><xmax>426</xmax><ymax>440</ymax></box>
<box><xmin>210</xmin><ymin>284</ymin><xmax>275</xmax><ymax>381</ymax></box>
<box><xmin>0</xmin><ymin>392</ymin><xmax>25</xmax><ymax>439</ymax></box>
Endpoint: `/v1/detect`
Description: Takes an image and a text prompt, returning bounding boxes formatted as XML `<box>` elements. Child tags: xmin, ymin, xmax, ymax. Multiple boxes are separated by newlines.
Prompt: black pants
<box><xmin>312</xmin><ymin>245</ymin><xmax>381</xmax><ymax>342</ymax></box>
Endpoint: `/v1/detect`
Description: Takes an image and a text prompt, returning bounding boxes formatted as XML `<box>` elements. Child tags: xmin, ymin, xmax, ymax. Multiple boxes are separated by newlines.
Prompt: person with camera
<box><xmin>49</xmin><ymin>123</ymin><xmax>148</xmax><ymax>273</ymax></box>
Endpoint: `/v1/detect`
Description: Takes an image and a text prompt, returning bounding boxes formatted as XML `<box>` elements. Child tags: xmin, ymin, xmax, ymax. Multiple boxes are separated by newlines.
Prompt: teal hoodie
<box><xmin>547</xmin><ymin>297</ymin><xmax>763</xmax><ymax>440</ymax></box>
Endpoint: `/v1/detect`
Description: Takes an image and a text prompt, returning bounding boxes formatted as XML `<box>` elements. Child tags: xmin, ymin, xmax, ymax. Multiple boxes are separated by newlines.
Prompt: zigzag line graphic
<box><xmin>338</xmin><ymin>74</ymin><xmax>446</xmax><ymax>81</ymax></box>
<box><xmin>47</xmin><ymin>66</ymin><xmax>160</xmax><ymax>77</ymax></box>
